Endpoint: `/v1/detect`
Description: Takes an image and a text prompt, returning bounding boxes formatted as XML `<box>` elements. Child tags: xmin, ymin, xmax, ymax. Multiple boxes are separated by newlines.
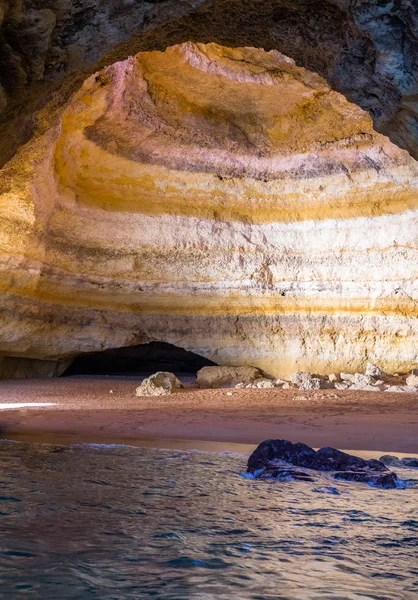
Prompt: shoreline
<box><xmin>1</xmin><ymin>432</ymin><xmax>417</xmax><ymax>462</ymax></box>
<box><xmin>0</xmin><ymin>377</ymin><xmax>417</xmax><ymax>454</ymax></box>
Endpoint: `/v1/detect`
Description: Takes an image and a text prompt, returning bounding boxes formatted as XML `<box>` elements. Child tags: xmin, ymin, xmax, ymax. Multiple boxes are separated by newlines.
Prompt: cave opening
<box><xmin>62</xmin><ymin>342</ymin><xmax>217</xmax><ymax>377</ymax></box>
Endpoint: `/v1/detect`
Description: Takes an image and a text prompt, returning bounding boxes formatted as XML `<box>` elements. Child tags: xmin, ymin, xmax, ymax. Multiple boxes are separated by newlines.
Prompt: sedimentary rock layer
<box><xmin>0</xmin><ymin>43</ymin><xmax>418</xmax><ymax>377</ymax></box>
<box><xmin>1</xmin><ymin>0</ymin><xmax>418</xmax><ymax>164</ymax></box>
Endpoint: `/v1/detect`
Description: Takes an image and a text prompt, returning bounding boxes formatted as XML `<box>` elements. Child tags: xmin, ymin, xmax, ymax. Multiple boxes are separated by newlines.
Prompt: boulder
<box><xmin>135</xmin><ymin>372</ymin><xmax>184</xmax><ymax>396</ymax></box>
<box><xmin>406</xmin><ymin>373</ymin><xmax>418</xmax><ymax>387</ymax></box>
<box><xmin>380</xmin><ymin>455</ymin><xmax>418</xmax><ymax>468</ymax></box>
<box><xmin>364</xmin><ymin>362</ymin><xmax>386</xmax><ymax>379</ymax></box>
<box><xmin>197</xmin><ymin>366</ymin><xmax>262</xmax><ymax>388</ymax></box>
<box><xmin>384</xmin><ymin>385</ymin><xmax>418</xmax><ymax>393</ymax></box>
<box><xmin>379</xmin><ymin>454</ymin><xmax>401</xmax><ymax>467</ymax></box>
<box><xmin>289</xmin><ymin>372</ymin><xmax>329</xmax><ymax>390</ymax></box>
<box><xmin>247</xmin><ymin>439</ymin><xmax>397</xmax><ymax>488</ymax></box>
<box><xmin>340</xmin><ymin>372</ymin><xmax>375</xmax><ymax>386</ymax></box>
<box><xmin>248</xmin><ymin>440</ymin><xmax>388</xmax><ymax>473</ymax></box>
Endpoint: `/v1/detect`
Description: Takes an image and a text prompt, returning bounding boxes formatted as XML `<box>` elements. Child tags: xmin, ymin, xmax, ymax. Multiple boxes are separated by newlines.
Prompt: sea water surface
<box><xmin>0</xmin><ymin>440</ymin><xmax>417</xmax><ymax>599</ymax></box>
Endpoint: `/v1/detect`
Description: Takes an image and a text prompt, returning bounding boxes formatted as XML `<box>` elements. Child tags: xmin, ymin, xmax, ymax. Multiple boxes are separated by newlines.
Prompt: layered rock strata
<box><xmin>1</xmin><ymin>43</ymin><xmax>418</xmax><ymax>377</ymax></box>
<box><xmin>1</xmin><ymin>0</ymin><xmax>418</xmax><ymax>163</ymax></box>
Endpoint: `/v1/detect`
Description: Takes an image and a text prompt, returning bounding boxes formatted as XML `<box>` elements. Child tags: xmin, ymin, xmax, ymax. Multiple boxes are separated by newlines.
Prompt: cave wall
<box><xmin>0</xmin><ymin>356</ymin><xmax>70</xmax><ymax>379</ymax></box>
<box><xmin>0</xmin><ymin>42</ymin><xmax>417</xmax><ymax>377</ymax></box>
<box><xmin>1</xmin><ymin>0</ymin><xmax>418</xmax><ymax>166</ymax></box>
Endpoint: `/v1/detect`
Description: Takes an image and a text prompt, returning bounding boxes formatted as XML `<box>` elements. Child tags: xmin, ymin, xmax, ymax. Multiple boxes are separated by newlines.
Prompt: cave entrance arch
<box><xmin>2</xmin><ymin>0</ymin><xmax>417</xmax><ymax>166</ymax></box>
<box><xmin>62</xmin><ymin>342</ymin><xmax>217</xmax><ymax>377</ymax></box>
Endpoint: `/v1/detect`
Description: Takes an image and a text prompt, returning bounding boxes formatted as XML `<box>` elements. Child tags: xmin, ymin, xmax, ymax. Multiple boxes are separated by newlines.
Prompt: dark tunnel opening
<box><xmin>62</xmin><ymin>341</ymin><xmax>217</xmax><ymax>377</ymax></box>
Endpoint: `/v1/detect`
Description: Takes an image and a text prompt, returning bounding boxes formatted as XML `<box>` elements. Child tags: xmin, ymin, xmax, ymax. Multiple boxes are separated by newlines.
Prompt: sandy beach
<box><xmin>0</xmin><ymin>377</ymin><xmax>417</xmax><ymax>454</ymax></box>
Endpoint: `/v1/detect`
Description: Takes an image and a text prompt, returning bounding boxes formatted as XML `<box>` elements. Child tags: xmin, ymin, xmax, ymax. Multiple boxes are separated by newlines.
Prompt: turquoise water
<box><xmin>0</xmin><ymin>441</ymin><xmax>417</xmax><ymax>599</ymax></box>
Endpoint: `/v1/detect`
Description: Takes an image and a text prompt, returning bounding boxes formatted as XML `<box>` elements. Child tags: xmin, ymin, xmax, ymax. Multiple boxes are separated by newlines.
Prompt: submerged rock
<box><xmin>247</xmin><ymin>439</ymin><xmax>398</xmax><ymax>488</ymax></box>
<box><xmin>340</xmin><ymin>373</ymin><xmax>376</xmax><ymax>387</ymax></box>
<box><xmin>334</xmin><ymin>470</ymin><xmax>398</xmax><ymax>489</ymax></box>
<box><xmin>197</xmin><ymin>366</ymin><xmax>262</xmax><ymax>388</ymax></box>
<box><xmin>380</xmin><ymin>455</ymin><xmax>418</xmax><ymax>468</ymax></box>
<box><xmin>380</xmin><ymin>455</ymin><xmax>402</xmax><ymax>467</ymax></box>
<box><xmin>135</xmin><ymin>372</ymin><xmax>184</xmax><ymax>396</ymax></box>
<box><xmin>254</xmin><ymin>461</ymin><xmax>315</xmax><ymax>482</ymax></box>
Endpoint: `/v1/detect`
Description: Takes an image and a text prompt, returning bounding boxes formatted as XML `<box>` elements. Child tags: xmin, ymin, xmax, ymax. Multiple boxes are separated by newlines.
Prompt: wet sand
<box><xmin>0</xmin><ymin>377</ymin><xmax>417</xmax><ymax>453</ymax></box>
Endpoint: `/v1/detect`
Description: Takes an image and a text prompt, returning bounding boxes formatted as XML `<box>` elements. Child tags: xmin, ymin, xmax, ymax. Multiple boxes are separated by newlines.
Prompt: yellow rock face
<box><xmin>0</xmin><ymin>42</ymin><xmax>418</xmax><ymax>376</ymax></box>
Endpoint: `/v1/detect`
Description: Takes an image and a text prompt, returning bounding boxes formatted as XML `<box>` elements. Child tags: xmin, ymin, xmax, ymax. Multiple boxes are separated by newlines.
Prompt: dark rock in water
<box><xmin>380</xmin><ymin>455</ymin><xmax>418</xmax><ymax>469</ymax></box>
<box><xmin>312</xmin><ymin>447</ymin><xmax>387</xmax><ymax>473</ymax></box>
<box><xmin>334</xmin><ymin>470</ymin><xmax>398</xmax><ymax>489</ymax></box>
<box><xmin>248</xmin><ymin>439</ymin><xmax>397</xmax><ymax>488</ymax></box>
<box><xmin>254</xmin><ymin>460</ymin><xmax>315</xmax><ymax>482</ymax></box>
<box><xmin>380</xmin><ymin>455</ymin><xmax>401</xmax><ymax>467</ymax></box>
<box><xmin>248</xmin><ymin>440</ymin><xmax>387</xmax><ymax>473</ymax></box>
<box><xmin>247</xmin><ymin>440</ymin><xmax>316</xmax><ymax>472</ymax></box>
<box><xmin>402</xmin><ymin>457</ymin><xmax>418</xmax><ymax>468</ymax></box>
<box><xmin>312</xmin><ymin>487</ymin><xmax>342</xmax><ymax>495</ymax></box>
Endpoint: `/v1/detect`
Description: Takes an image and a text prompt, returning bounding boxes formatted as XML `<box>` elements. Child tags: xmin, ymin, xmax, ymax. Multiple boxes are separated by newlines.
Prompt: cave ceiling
<box><xmin>0</xmin><ymin>0</ymin><xmax>418</xmax><ymax>165</ymax></box>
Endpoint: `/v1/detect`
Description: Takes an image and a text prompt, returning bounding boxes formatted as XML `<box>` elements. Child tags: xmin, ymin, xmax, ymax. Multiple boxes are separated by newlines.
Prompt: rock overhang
<box><xmin>1</xmin><ymin>0</ymin><xmax>418</xmax><ymax>165</ymax></box>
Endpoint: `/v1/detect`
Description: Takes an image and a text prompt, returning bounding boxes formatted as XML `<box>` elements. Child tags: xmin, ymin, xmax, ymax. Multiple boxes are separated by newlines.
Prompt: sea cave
<box><xmin>0</xmin><ymin>2</ymin><xmax>417</xmax><ymax>597</ymax></box>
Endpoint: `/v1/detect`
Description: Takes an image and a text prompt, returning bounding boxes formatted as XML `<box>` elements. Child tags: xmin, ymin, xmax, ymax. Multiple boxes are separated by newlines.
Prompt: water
<box><xmin>0</xmin><ymin>441</ymin><xmax>417</xmax><ymax>599</ymax></box>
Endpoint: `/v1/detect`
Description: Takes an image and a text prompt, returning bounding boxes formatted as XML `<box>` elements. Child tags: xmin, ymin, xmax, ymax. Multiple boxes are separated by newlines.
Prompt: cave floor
<box><xmin>0</xmin><ymin>378</ymin><xmax>417</xmax><ymax>454</ymax></box>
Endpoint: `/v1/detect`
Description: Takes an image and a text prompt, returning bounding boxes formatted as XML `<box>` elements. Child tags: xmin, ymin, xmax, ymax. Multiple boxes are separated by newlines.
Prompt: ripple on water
<box><xmin>0</xmin><ymin>442</ymin><xmax>416</xmax><ymax>599</ymax></box>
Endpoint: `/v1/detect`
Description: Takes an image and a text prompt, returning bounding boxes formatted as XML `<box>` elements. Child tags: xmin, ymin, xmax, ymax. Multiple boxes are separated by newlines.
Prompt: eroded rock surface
<box><xmin>1</xmin><ymin>42</ymin><xmax>418</xmax><ymax>377</ymax></box>
<box><xmin>135</xmin><ymin>372</ymin><xmax>184</xmax><ymax>397</ymax></box>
